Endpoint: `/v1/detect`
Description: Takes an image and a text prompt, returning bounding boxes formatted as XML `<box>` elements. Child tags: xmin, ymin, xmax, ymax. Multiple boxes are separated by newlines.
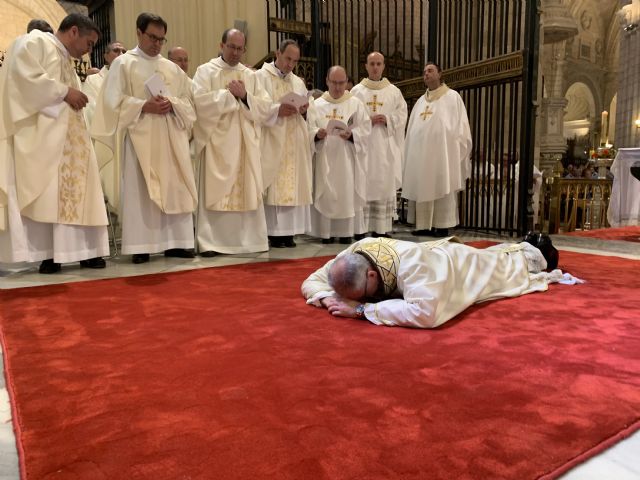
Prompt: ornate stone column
<box><xmin>538</xmin><ymin>0</ymin><xmax>579</xmax><ymax>176</ymax></box>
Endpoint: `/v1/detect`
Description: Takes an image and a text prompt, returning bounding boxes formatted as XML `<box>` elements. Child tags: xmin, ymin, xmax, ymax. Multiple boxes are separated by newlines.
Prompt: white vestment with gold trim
<box><xmin>0</xmin><ymin>31</ymin><xmax>108</xmax><ymax>265</ymax></box>
<box><xmin>192</xmin><ymin>57</ymin><xmax>272</xmax><ymax>253</ymax></box>
<box><xmin>351</xmin><ymin>78</ymin><xmax>407</xmax><ymax>233</ymax></box>
<box><xmin>254</xmin><ymin>62</ymin><xmax>312</xmax><ymax>237</ymax></box>
<box><xmin>302</xmin><ymin>237</ymin><xmax>552</xmax><ymax>328</ymax></box>
<box><xmin>403</xmin><ymin>85</ymin><xmax>472</xmax><ymax>230</ymax></box>
<box><xmin>307</xmin><ymin>92</ymin><xmax>371</xmax><ymax>238</ymax></box>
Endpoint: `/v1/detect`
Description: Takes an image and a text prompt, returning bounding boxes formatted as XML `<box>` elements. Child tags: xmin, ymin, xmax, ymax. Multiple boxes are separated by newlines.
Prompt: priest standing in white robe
<box><xmin>403</xmin><ymin>62</ymin><xmax>472</xmax><ymax>237</ymax></box>
<box><xmin>0</xmin><ymin>14</ymin><xmax>109</xmax><ymax>274</ymax></box>
<box><xmin>83</xmin><ymin>40</ymin><xmax>126</xmax><ymax>211</ymax></box>
<box><xmin>191</xmin><ymin>28</ymin><xmax>272</xmax><ymax>255</ymax></box>
<box><xmin>302</xmin><ymin>236</ymin><xmax>568</xmax><ymax>329</ymax></box>
<box><xmin>307</xmin><ymin>66</ymin><xmax>371</xmax><ymax>244</ymax></box>
<box><xmin>351</xmin><ymin>52</ymin><xmax>407</xmax><ymax>237</ymax></box>
<box><xmin>254</xmin><ymin>39</ymin><xmax>312</xmax><ymax>249</ymax></box>
<box><xmin>91</xmin><ymin>12</ymin><xmax>197</xmax><ymax>264</ymax></box>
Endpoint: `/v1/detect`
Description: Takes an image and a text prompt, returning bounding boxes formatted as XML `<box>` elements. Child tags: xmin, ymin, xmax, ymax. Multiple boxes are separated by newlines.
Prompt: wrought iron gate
<box><xmin>265</xmin><ymin>0</ymin><xmax>540</xmax><ymax>235</ymax></box>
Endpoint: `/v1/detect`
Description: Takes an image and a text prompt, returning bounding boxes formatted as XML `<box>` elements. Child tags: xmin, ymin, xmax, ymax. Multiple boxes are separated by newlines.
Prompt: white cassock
<box><xmin>83</xmin><ymin>65</ymin><xmax>120</xmax><ymax>210</ymax></box>
<box><xmin>91</xmin><ymin>47</ymin><xmax>197</xmax><ymax>255</ymax></box>
<box><xmin>0</xmin><ymin>30</ymin><xmax>108</xmax><ymax>266</ymax></box>
<box><xmin>351</xmin><ymin>78</ymin><xmax>407</xmax><ymax>234</ymax></box>
<box><xmin>403</xmin><ymin>84</ymin><xmax>472</xmax><ymax>230</ymax></box>
<box><xmin>192</xmin><ymin>57</ymin><xmax>272</xmax><ymax>254</ymax></box>
<box><xmin>307</xmin><ymin>92</ymin><xmax>371</xmax><ymax>238</ymax></box>
<box><xmin>254</xmin><ymin>62</ymin><xmax>312</xmax><ymax>237</ymax></box>
<box><xmin>302</xmin><ymin>237</ymin><xmax>559</xmax><ymax>329</ymax></box>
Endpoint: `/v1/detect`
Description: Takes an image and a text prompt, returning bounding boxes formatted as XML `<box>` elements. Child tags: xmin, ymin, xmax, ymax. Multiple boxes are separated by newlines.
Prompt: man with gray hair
<box><xmin>168</xmin><ymin>46</ymin><xmax>189</xmax><ymax>74</ymax></box>
<box><xmin>301</xmin><ymin>235</ymin><xmax>566</xmax><ymax>329</ymax></box>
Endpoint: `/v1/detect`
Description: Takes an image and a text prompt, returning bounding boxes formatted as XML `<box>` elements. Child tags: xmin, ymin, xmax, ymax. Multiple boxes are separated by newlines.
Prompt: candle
<box><xmin>601</xmin><ymin>111</ymin><xmax>608</xmax><ymax>145</ymax></box>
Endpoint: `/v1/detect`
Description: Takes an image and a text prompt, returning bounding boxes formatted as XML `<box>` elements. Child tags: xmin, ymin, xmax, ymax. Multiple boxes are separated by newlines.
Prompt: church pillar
<box><xmin>538</xmin><ymin>0</ymin><xmax>579</xmax><ymax>176</ymax></box>
<box><xmin>615</xmin><ymin>0</ymin><xmax>640</xmax><ymax>148</ymax></box>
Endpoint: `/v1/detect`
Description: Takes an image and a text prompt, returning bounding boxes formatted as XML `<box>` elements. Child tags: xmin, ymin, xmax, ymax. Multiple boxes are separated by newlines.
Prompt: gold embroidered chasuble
<box><xmin>192</xmin><ymin>57</ymin><xmax>273</xmax><ymax>212</ymax></box>
<box><xmin>254</xmin><ymin>62</ymin><xmax>312</xmax><ymax>207</ymax></box>
<box><xmin>91</xmin><ymin>48</ymin><xmax>197</xmax><ymax>214</ymax></box>
<box><xmin>351</xmin><ymin>78</ymin><xmax>408</xmax><ymax>202</ymax></box>
<box><xmin>0</xmin><ymin>30</ymin><xmax>107</xmax><ymax>230</ymax></box>
<box><xmin>302</xmin><ymin>237</ymin><xmax>552</xmax><ymax>329</ymax></box>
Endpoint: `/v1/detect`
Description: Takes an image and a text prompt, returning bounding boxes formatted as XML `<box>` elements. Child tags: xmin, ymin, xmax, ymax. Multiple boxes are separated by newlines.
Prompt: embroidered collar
<box><xmin>353</xmin><ymin>238</ymin><xmax>400</xmax><ymax>296</ymax></box>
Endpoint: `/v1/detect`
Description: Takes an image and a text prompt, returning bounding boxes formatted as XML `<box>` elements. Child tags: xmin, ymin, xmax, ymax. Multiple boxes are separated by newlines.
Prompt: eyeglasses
<box><xmin>143</xmin><ymin>32</ymin><xmax>168</xmax><ymax>45</ymax></box>
<box><xmin>224</xmin><ymin>43</ymin><xmax>245</xmax><ymax>53</ymax></box>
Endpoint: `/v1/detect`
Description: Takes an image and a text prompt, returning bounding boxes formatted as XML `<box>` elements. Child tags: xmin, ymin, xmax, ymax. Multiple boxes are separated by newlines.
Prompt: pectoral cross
<box><xmin>420</xmin><ymin>107</ymin><xmax>433</xmax><ymax>120</ymax></box>
<box><xmin>366</xmin><ymin>95</ymin><xmax>384</xmax><ymax>113</ymax></box>
<box><xmin>325</xmin><ymin>108</ymin><xmax>343</xmax><ymax>120</ymax></box>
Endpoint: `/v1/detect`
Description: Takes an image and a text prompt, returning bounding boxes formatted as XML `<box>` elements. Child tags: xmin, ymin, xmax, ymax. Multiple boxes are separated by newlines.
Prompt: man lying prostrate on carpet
<box><xmin>301</xmin><ymin>234</ymin><xmax>581</xmax><ymax>328</ymax></box>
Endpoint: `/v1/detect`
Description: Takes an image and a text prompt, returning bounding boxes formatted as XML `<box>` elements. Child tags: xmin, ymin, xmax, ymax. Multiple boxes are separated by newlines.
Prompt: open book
<box><xmin>278</xmin><ymin>91</ymin><xmax>309</xmax><ymax>109</ymax></box>
<box><xmin>145</xmin><ymin>73</ymin><xmax>167</xmax><ymax>97</ymax></box>
<box><xmin>325</xmin><ymin>114</ymin><xmax>355</xmax><ymax>136</ymax></box>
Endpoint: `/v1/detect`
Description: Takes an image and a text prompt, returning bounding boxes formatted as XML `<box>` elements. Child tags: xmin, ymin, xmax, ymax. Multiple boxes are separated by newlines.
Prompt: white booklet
<box><xmin>145</xmin><ymin>73</ymin><xmax>167</xmax><ymax>97</ymax></box>
<box><xmin>325</xmin><ymin>114</ymin><xmax>354</xmax><ymax>136</ymax></box>
<box><xmin>278</xmin><ymin>91</ymin><xmax>309</xmax><ymax>109</ymax></box>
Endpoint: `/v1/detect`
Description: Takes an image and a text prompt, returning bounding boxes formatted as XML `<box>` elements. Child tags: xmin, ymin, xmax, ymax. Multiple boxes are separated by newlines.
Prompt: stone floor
<box><xmin>1</xmin><ymin>228</ymin><xmax>639</xmax><ymax>479</ymax></box>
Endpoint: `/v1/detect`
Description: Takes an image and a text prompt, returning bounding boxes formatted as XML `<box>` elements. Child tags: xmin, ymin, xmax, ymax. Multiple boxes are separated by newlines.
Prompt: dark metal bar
<box><xmin>427</xmin><ymin>0</ymin><xmax>438</xmax><ymax>62</ymax></box>
<box><xmin>312</xmin><ymin>0</ymin><xmax>323</xmax><ymax>87</ymax></box>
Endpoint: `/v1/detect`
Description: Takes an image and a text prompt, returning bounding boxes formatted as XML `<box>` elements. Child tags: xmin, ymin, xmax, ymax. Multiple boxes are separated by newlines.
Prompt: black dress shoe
<box><xmin>321</xmin><ymin>238</ymin><xmax>334</xmax><ymax>244</ymax></box>
<box><xmin>353</xmin><ymin>233</ymin><xmax>366</xmax><ymax>240</ymax></box>
<box><xmin>411</xmin><ymin>229</ymin><xmax>433</xmax><ymax>236</ymax></box>
<box><xmin>199</xmin><ymin>251</ymin><xmax>218</xmax><ymax>258</ymax></box>
<box><xmin>80</xmin><ymin>257</ymin><xmax>106</xmax><ymax>269</ymax></box>
<box><xmin>164</xmin><ymin>248</ymin><xmax>196</xmax><ymax>258</ymax></box>
<box><xmin>339</xmin><ymin>237</ymin><xmax>352</xmax><ymax>244</ymax></box>
<box><xmin>523</xmin><ymin>231</ymin><xmax>559</xmax><ymax>270</ymax></box>
<box><xmin>283</xmin><ymin>236</ymin><xmax>296</xmax><ymax>248</ymax></box>
<box><xmin>39</xmin><ymin>259</ymin><xmax>61</xmax><ymax>274</ymax></box>
<box><xmin>433</xmin><ymin>228</ymin><xmax>449</xmax><ymax>237</ymax></box>
<box><xmin>269</xmin><ymin>236</ymin><xmax>286</xmax><ymax>248</ymax></box>
<box><xmin>132</xmin><ymin>253</ymin><xmax>150</xmax><ymax>264</ymax></box>
<box><xmin>372</xmin><ymin>232</ymin><xmax>391</xmax><ymax>238</ymax></box>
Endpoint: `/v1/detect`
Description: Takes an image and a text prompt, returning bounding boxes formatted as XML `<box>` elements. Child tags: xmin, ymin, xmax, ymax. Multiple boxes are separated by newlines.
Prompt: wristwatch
<box><xmin>354</xmin><ymin>303</ymin><xmax>366</xmax><ymax>319</ymax></box>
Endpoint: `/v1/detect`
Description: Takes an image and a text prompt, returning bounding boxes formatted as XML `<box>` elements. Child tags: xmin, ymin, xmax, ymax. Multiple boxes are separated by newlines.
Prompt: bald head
<box><xmin>365</xmin><ymin>51</ymin><xmax>385</xmax><ymax>81</ymax></box>
<box><xmin>328</xmin><ymin>254</ymin><xmax>370</xmax><ymax>299</ymax></box>
<box><xmin>220</xmin><ymin>28</ymin><xmax>246</xmax><ymax>66</ymax></box>
<box><xmin>168</xmin><ymin>46</ymin><xmax>189</xmax><ymax>73</ymax></box>
<box><xmin>326</xmin><ymin>65</ymin><xmax>348</xmax><ymax>99</ymax></box>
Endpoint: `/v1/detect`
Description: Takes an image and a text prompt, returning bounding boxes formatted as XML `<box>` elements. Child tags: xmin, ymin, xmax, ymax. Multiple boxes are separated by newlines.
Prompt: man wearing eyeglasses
<box><xmin>191</xmin><ymin>28</ymin><xmax>272</xmax><ymax>256</ymax></box>
<box><xmin>302</xmin><ymin>234</ymin><xmax>567</xmax><ymax>329</ymax></box>
<box><xmin>307</xmin><ymin>65</ymin><xmax>371</xmax><ymax>245</ymax></box>
<box><xmin>92</xmin><ymin>12</ymin><xmax>197</xmax><ymax>264</ymax></box>
<box><xmin>0</xmin><ymin>14</ymin><xmax>109</xmax><ymax>273</ymax></box>
<box><xmin>83</xmin><ymin>41</ymin><xmax>126</xmax><ymax>211</ymax></box>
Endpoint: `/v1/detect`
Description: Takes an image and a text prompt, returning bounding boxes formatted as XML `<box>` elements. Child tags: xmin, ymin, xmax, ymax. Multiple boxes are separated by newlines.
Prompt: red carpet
<box><xmin>562</xmin><ymin>226</ymin><xmax>640</xmax><ymax>242</ymax></box>
<box><xmin>1</xmin><ymin>249</ymin><xmax>639</xmax><ymax>480</ymax></box>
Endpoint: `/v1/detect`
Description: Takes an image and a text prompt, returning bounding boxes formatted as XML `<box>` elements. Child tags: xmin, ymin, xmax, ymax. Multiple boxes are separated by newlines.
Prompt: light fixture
<box><xmin>635</xmin><ymin>118</ymin><xmax>640</xmax><ymax>128</ymax></box>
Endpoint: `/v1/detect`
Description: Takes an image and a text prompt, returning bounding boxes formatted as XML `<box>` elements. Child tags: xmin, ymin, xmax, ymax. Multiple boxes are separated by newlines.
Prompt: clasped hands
<box><xmin>142</xmin><ymin>95</ymin><xmax>173</xmax><ymax>115</ymax></box>
<box><xmin>371</xmin><ymin>114</ymin><xmax>387</xmax><ymax>126</ymax></box>
<box><xmin>320</xmin><ymin>295</ymin><xmax>362</xmax><ymax>318</ymax></box>
<box><xmin>227</xmin><ymin>79</ymin><xmax>247</xmax><ymax>100</ymax></box>
<box><xmin>278</xmin><ymin>102</ymin><xmax>308</xmax><ymax>118</ymax></box>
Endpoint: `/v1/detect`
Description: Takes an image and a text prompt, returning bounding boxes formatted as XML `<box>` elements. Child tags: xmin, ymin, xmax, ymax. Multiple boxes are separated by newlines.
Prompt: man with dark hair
<box><xmin>301</xmin><ymin>234</ymin><xmax>567</xmax><ymax>329</ymax></box>
<box><xmin>26</xmin><ymin>18</ymin><xmax>53</xmax><ymax>34</ymax></box>
<box><xmin>403</xmin><ymin>62</ymin><xmax>472</xmax><ymax>237</ymax></box>
<box><xmin>254</xmin><ymin>39</ymin><xmax>312</xmax><ymax>249</ymax></box>
<box><xmin>191</xmin><ymin>28</ymin><xmax>272</xmax><ymax>256</ymax></box>
<box><xmin>91</xmin><ymin>12</ymin><xmax>197</xmax><ymax>264</ymax></box>
<box><xmin>0</xmin><ymin>13</ymin><xmax>108</xmax><ymax>273</ymax></box>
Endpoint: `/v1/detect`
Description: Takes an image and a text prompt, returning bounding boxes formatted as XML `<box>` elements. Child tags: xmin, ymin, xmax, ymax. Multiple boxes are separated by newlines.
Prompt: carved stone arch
<box><xmin>564</xmin><ymin>81</ymin><xmax>597</xmax><ymax>122</ymax></box>
<box><xmin>1</xmin><ymin>0</ymin><xmax>66</xmax><ymax>51</ymax></box>
<box><xmin>564</xmin><ymin>73</ymin><xmax>602</xmax><ymax>115</ymax></box>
